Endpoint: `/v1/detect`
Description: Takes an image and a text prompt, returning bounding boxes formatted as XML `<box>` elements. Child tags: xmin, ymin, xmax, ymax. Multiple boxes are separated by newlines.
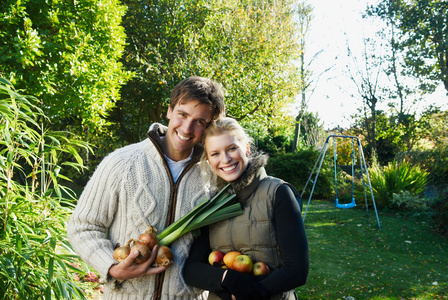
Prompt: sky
<box><xmin>299</xmin><ymin>0</ymin><xmax>448</xmax><ymax>130</ymax></box>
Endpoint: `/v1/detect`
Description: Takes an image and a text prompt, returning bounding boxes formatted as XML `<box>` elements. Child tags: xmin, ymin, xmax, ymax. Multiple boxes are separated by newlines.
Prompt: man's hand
<box><xmin>108</xmin><ymin>245</ymin><xmax>168</xmax><ymax>280</ymax></box>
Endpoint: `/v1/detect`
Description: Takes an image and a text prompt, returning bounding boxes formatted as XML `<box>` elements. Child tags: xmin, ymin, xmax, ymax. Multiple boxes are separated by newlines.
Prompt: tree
<box><xmin>192</xmin><ymin>0</ymin><xmax>303</xmax><ymax>132</ymax></box>
<box><xmin>299</xmin><ymin>111</ymin><xmax>325</xmax><ymax>149</ymax></box>
<box><xmin>423</xmin><ymin>107</ymin><xmax>448</xmax><ymax>146</ymax></box>
<box><xmin>374</xmin><ymin>7</ymin><xmax>429</xmax><ymax>155</ymax></box>
<box><xmin>369</xmin><ymin>0</ymin><xmax>448</xmax><ymax>94</ymax></box>
<box><xmin>292</xmin><ymin>1</ymin><xmax>313</xmax><ymax>152</ymax></box>
<box><xmin>0</xmin><ymin>0</ymin><xmax>132</xmax><ymax>138</ymax></box>
<box><xmin>346</xmin><ymin>37</ymin><xmax>386</xmax><ymax>156</ymax></box>
<box><xmin>113</xmin><ymin>0</ymin><xmax>211</xmax><ymax>144</ymax></box>
<box><xmin>116</xmin><ymin>0</ymin><xmax>309</xmax><ymax>144</ymax></box>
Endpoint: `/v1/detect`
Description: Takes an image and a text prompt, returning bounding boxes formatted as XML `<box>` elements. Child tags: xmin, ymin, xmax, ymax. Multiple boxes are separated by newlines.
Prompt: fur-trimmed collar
<box><xmin>230</xmin><ymin>154</ymin><xmax>268</xmax><ymax>193</ymax></box>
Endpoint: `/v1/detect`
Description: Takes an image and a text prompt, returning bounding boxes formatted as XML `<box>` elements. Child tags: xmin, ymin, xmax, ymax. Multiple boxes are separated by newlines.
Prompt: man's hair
<box><xmin>170</xmin><ymin>76</ymin><xmax>226</xmax><ymax>120</ymax></box>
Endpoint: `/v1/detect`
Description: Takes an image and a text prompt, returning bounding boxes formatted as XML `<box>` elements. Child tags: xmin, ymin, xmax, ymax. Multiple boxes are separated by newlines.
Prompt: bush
<box><xmin>266</xmin><ymin>148</ymin><xmax>334</xmax><ymax>199</ymax></box>
<box><xmin>397</xmin><ymin>146</ymin><xmax>448</xmax><ymax>195</ymax></box>
<box><xmin>390</xmin><ymin>190</ymin><xmax>428</xmax><ymax>211</ymax></box>
<box><xmin>368</xmin><ymin>159</ymin><xmax>429</xmax><ymax>209</ymax></box>
<box><xmin>429</xmin><ymin>188</ymin><xmax>448</xmax><ymax>236</ymax></box>
<box><xmin>0</xmin><ymin>79</ymin><xmax>96</xmax><ymax>299</ymax></box>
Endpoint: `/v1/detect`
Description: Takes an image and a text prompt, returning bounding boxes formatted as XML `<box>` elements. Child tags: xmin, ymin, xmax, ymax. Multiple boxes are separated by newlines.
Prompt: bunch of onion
<box><xmin>157</xmin><ymin>184</ymin><xmax>242</xmax><ymax>246</ymax></box>
<box><xmin>112</xmin><ymin>225</ymin><xmax>173</xmax><ymax>266</ymax></box>
<box><xmin>112</xmin><ymin>185</ymin><xmax>241</xmax><ymax>266</ymax></box>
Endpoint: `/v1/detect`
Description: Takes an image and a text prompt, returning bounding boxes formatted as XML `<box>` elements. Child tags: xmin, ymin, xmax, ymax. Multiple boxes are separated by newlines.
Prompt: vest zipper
<box><xmin>228</xmin><ymin>214</ymin><xmax>236</xmax><ymax>248</ymax></box>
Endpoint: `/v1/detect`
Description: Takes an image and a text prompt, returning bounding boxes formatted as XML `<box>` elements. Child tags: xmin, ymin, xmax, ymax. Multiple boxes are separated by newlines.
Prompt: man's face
<box><xmin>165</xmin><ymin>100</ymin><xmax>213</xmax><ymax>161</ymax></box>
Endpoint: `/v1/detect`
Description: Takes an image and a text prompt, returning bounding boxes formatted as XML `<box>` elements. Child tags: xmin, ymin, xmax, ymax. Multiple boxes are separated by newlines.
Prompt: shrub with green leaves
<box><xmin>0</xmin><ymin>78</ymin><xmax>96</xmax><ymax>299</ymax></box>
<box><xmin>368</xmin><ymin>159</ymin><xmax>429</xmax><ymax>209</ymax></box>
<box><xmin>391</xmin><ymin>190</ymin><xmax>428</xmax><ymax>211</ymax></box>
<box><xmin>397</xmin><ymin>146</ymin><xmax>448</xmax><ymax>194</ymax></box>
<box><xmin>430</xmin><ymin>191</ymin><xmax>448</xmax><ymax>236</ymax></box>
<box><xmin>266</xmin><ymin>148</ymin><xmax>334</xmax><ymax>198</ymax></box>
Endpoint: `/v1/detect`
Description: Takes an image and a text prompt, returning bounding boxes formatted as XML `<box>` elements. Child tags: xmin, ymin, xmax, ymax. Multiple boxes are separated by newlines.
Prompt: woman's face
<box><xmin>204</xmin><ymin>132</ymin><xmax>250</xmax><ymax>182</ymax></box>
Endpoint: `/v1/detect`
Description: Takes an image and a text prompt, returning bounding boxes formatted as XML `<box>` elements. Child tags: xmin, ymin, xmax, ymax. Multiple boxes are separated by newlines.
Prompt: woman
<box><xmin>183</xmin><ymin>117</ymin><xmax>309</xmax><ymax>300</ymax></box>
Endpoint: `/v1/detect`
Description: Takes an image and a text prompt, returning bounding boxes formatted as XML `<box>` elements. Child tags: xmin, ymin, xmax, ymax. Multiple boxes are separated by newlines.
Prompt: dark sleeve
<box><xmin>183</xmin><ymin>227</ymin><xmax>228</xmax><ymax>293</ymax></box>
<box><xmin>259</xmin><ymin>184</ymin><xmax>309</xmax><ymax>295</ymax></box>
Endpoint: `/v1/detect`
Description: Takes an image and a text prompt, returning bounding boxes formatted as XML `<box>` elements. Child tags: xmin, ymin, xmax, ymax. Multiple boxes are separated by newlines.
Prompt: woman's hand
<box><xmin>108</xmin><ymin>245</ymin><xmax>167</xmax><ymax>280</ymax></box>
<box><xmin>221</xmin><ymin>269</ymin><xmax>270</xmax><ymax>300</ymax></box>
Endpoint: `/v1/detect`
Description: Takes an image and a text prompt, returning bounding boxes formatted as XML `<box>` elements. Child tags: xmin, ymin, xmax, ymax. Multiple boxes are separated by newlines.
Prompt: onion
<box><xmin>112</xmin><ymin>239</ymin><xmax>133</xmax><ymax>262</ymax></box>
<box><xmin>138</xmin><ymin>225</ymin><xmax>159</xmax><ymax>250</ymax></box>
<box><xmin>156</xmin><ymin>246</ymin><xmax>174</xmax><ymax>267</ymax></box>
<box><xmin>131</xmin><ymin>239</ymin><xmax>151</xmax><ymax>264</ymax></box>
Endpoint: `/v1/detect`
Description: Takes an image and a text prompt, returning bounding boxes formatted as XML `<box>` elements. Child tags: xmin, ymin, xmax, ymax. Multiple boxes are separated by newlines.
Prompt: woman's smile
<box><xmin>205</xmin><ymin>133</ymin><xmax>250</xmax><ymax>182</ymax></box>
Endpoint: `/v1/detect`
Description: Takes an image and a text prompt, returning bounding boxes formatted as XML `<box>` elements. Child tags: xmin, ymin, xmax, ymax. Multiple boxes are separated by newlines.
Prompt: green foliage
<box><xmin>391</xmin><ymin>190</ymin><xmax>427</xmax><ymax>211</ymax></box>
<box><xmin>0</xmin><ymin>0</ymin><xmax>132</xmax><ymax>137</ymax></box>
<box><xmin>0</xmin><ymin>78</ymin><xmax>96</xmax><ymax>299</ymax></box>
<box><xmin>371</xmin><ymin>107</ymin><xmax>446</xmax><ymax>164</ymax></box>
<box><xmin>330</xmin><ymin>137</ymin><xmax>358</xmax><ymax>166</ymax></box>
<box><xmin>266</xmin><ymin>148</ymin><xmax>333</xmax><ymax>198</ymax></box>
<box><xmin>353</xmin><ymin>110</ymin><xmax>433</xmax><ymax>164</ymax></box>
<box><xmin>191</xmin><ymin>0</ymin><xmax>301</xmax><ymax>125</ymax></box>
<box><xmin>369</xmin><ymin>0</ymin><xmax>448</xmax><ymax>92</ymax></box>
<box><xmin>295</xmin><ymin>111</ymin><xmax>326</xmax><ymax>150</ymax></box>
<box><xmin>429</xmin><ymin>192</ymin><xmax>448</xmax><ymax>237</ymax></box>
<box><xmin>374</xmin><ymin>111</ymin><xmax>431</xmax><ymax>160</ymax></box>
<box><xmin>254</xmin><ymin>130</ymin><xmax>293</xmax><ymax>155</ymax></box>
<box><xmin>396</xmin><ymin>141</ymin><xmax>448</xmax><ymax>191</ymax></box>
<box><xmin>114</xmin><ymin>0</ymin><xmax>211</xmax><ymax>143</ymax></box>
<box><xmin>368</xmin><ymin>159</ymin><xmax>429</xmax><ymax>209</ymax></box>
<box><xmin>397</xmin><ymin>145</ymin><xmax>448</xmax><ymax>235</ymax></box>
<box><xmin>422</xmin><ymin>107</ymin><xmax>448</xmax><ymax>147</ymax></box>
<box><xmin>116</xmin><ymin>0</ymin><xmax>305</xmax><ymax>143</ymax></box>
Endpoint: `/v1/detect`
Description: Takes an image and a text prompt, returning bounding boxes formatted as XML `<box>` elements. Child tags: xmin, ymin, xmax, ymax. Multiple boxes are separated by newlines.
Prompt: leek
<box><xmin>157</xmin><ymin>184</ymin><xmax>242</xmax><ymax>246</ymax></box>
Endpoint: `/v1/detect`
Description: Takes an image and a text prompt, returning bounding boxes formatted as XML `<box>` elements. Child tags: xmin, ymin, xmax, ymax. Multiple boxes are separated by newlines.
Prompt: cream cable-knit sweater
<box><xmin>68</xmin><ymin>123</ymin><xmax>208</xmax><ymax>300</ymax></box>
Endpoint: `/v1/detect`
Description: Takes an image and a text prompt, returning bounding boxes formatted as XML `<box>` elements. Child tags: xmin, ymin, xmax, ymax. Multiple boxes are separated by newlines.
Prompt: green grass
<box><xmin>296</xmin><ymin>200</ymin><xmax>448</xmax><ymax>300</ymax></box>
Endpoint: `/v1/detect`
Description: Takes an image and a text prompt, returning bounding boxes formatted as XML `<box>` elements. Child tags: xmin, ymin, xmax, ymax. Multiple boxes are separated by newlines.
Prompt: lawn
<box><xmin>295</xmin><ymin>200</ymin><xmax>448</xmax><ymax>300</ymax></box>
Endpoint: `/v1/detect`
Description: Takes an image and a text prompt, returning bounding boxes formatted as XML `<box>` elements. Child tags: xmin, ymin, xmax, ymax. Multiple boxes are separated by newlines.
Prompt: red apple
<box><xmin>208</xmin><ymin>250</ymin><xmax>225</xmax><ymax>266</ymax></box>
<box><xmin>252</xmin><ymin>261</ymin><xmax>270</xmax><ymax>276</ymax></box>
<box><xmin>223</xmin><ymin>251</ymin><xmax>242</xmax><ymax>269</ymax></box>
<box><xmin>232</xmin><ymin>255</ymin><xmax>253</xmax><ymax>273</ymax></box>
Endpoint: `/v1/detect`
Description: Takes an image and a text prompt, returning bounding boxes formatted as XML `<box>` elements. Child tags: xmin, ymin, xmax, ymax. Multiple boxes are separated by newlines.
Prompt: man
<box><xmin>68</xmin><ymin>76</ymin><xmax>226</xmax><ymax>299</ymax></box>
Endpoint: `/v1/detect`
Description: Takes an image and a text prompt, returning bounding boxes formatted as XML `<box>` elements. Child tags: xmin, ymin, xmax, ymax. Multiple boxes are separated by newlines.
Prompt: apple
<box><xmin>208</xmin><ymin>250</ymin><xmax>225</xmax><ymax>266</ymax></box>
<box><xmin>252</xmin><ymin>261</ymin><xmax>270</xmax><ymax>276</ymax></box>
<box><xmin>223</xmin><ymin>251</ymin><xmax>242</xmax><ymax>269</ymax></box>
<box><xmin>232</xmin><ymin>255</ymin><xmax>253</xmax><ymax>273</ymax></box>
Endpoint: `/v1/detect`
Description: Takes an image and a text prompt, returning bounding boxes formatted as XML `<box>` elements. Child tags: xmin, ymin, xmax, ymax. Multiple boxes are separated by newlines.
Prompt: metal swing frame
<box><xmin>301</xmin><ymin>135</ymin><xmax>381</xmax><ymax>228</ymax></box>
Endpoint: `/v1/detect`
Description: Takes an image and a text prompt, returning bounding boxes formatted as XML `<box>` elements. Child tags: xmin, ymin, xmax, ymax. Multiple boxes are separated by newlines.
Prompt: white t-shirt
<box><xmin>164</xmin><ymin>151</ymin><xmax>193</xmax><ymax>182</ymax></box>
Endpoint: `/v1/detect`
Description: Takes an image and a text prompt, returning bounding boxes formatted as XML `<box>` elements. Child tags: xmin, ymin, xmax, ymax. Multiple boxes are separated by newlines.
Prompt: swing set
<box><xmin>301</xmin><ymin>135</ymin><xmax>381</xmax><ymax>228</ymax></box>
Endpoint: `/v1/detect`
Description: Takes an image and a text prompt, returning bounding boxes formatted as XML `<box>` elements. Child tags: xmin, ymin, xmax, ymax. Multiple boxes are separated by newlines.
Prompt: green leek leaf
<box><xmin>157</xmin><ymin>185</ymin><xmax>242</xmax><ymax>246</ymax></box>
